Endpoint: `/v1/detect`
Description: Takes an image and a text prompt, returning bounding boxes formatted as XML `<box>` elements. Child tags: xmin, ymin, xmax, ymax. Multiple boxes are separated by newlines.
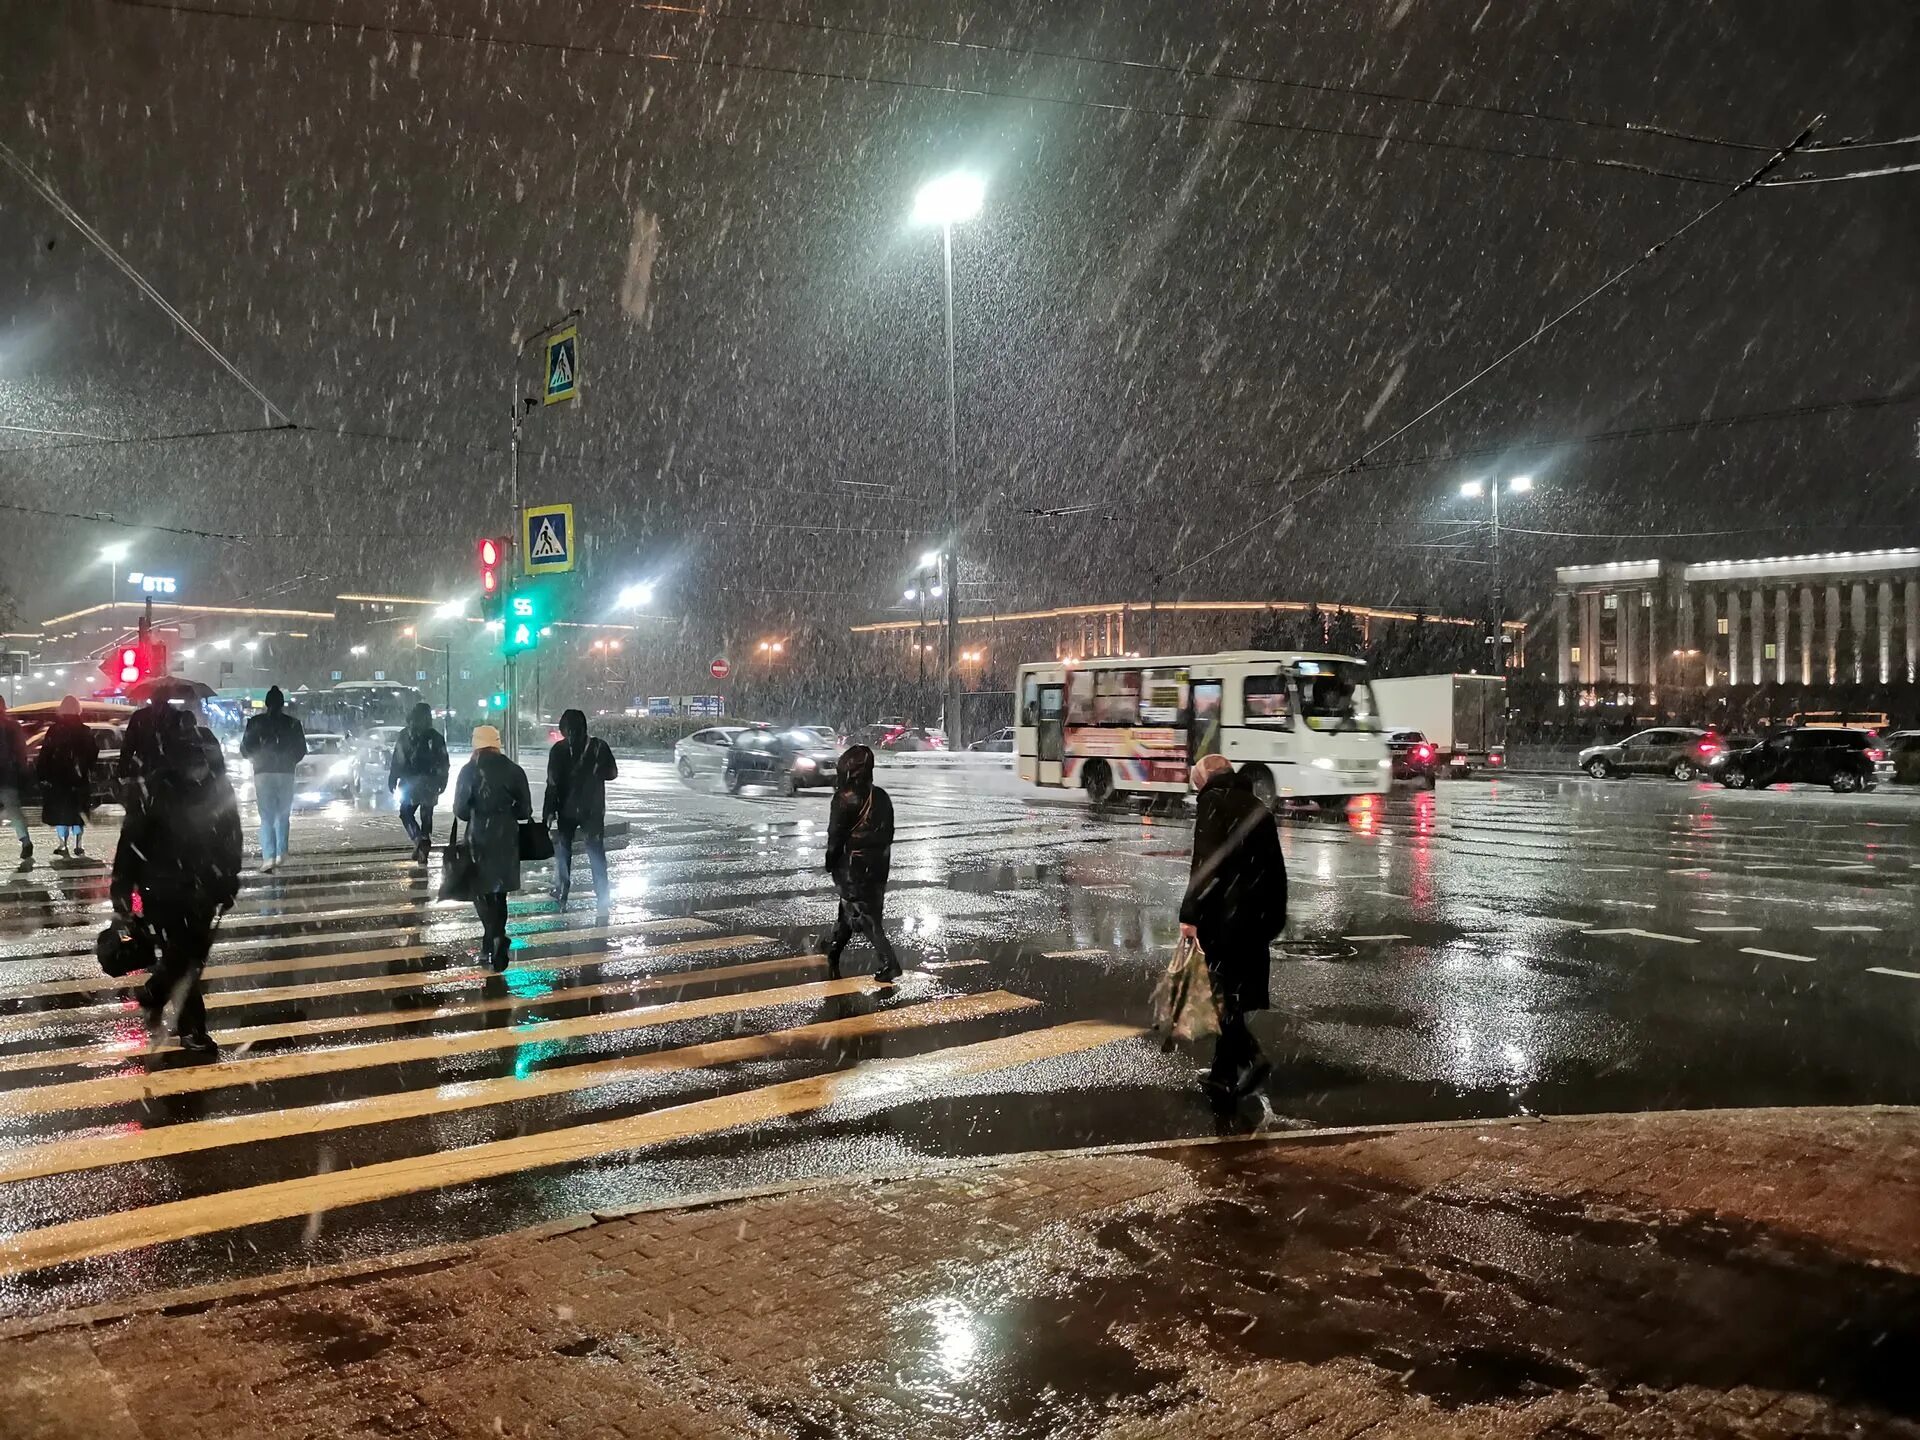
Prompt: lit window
<box><xmin>1716</xmin><ymin>618</ymin><xmax>1730</xmax><ymax>635</ymax></box>
<box><xmin>1602</xmin><ymin>594</ymin><xmax>1619</xmax><ymax>611</ymax></box>
<box><xmin>1764</xmin><ymin>642</ymin><xmax>1777</xmax><ymax>660</ymax></box>
<box><xmin>1641</xmin><ymin>592</ymin><xmax>1653</xmax><ymax>608</ymax></box>
<box><xmin>1569</xmin><ymin>647</ymin><xmax>1582</xmax><ymax>664</ymax></box>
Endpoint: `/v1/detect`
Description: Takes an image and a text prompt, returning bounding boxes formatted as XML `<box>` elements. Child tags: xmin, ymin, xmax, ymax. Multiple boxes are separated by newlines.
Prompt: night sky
<box><xmin>3</xmin><ymin>0</ymin><xmax>1917</xmax><ymax>643</ymax></box>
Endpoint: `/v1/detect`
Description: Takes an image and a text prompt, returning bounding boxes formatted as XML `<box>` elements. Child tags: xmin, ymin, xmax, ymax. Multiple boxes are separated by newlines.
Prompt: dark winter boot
<box><xmin>15</xmin><ymin>839</ymin><xmax>30</xmax><ymax>872</ymax></box>
<box><xmin>490</xmin><ymin>934</ymin><xmax>512</xmax><ymax>973</ymax></box>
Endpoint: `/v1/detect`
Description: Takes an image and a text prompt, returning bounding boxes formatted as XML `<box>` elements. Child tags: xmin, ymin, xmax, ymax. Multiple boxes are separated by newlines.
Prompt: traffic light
<box><xmin>489</xmin><ymin>691</ymin><xmax>510</xmax><ymax>711</ymax></box>
<box><xmin>99</xmin><ymin>639</ymin><xmax>167</xmax><ymax>689</ymax></box>
<box><xmin>502</xmin><ymin>593</ymin><xmax>540</xmax><ymax>656</ymax></box>
<box><xmin>477</xmin><ymin>536</ymin><xmax>510</xmax><ymax>620</ymax></box>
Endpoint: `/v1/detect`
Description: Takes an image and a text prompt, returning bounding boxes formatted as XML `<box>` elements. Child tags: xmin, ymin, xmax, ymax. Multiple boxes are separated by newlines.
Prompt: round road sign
<box><xmin>709</xmin><ymin>656</ymin><xmax>731</xmax><ymax>680</ymax></box>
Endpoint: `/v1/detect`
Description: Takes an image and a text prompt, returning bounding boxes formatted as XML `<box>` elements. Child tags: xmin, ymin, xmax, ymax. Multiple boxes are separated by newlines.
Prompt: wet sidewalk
<box><xmin>3</xmin><ymin>1106</ymin><xmax>1916</xmax><ymax>1439</ymax></box>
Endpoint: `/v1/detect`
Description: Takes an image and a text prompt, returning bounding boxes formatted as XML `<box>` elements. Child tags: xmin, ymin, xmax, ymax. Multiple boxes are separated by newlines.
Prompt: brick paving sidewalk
<box><xmin>4</xmin><ymin>1106</ymin><xmax>1917</xmax><ymax>1439</ymax></box>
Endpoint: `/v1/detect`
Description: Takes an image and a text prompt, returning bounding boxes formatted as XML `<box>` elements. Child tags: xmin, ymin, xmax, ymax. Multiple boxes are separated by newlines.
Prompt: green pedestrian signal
<box><xmin>502</xmin><ymin>592</ymin><xmax>541</xmax><ymax>655</ymax></box>
<box><xmin>490</xmin><ymin>691</ymin><xmax>510</xmax><ymax>710</ymax></box>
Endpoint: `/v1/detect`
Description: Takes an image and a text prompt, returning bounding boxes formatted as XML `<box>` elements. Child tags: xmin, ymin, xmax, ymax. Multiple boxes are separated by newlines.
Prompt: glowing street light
<box><xmin>911</xmin><ymin>173</ymin><xmax>984</xmax><ymax>227</ymax></box>
<box><xmin>349</xmin><ymin>644</ymin><xmax>369</xmax><ymax>657</ymax></box>
<box><xmin>99</xmin><ymin>541</ymin><xmax>132</xmax><ymax>618</ymax></box>
<box><xmin>616</xmin><ymin>581</ymin><xmax>656</xmax><ymax>610</ymax></box>
<box><xmin>1455</xmin><ymin>474</ymin><xmax>1540</xmax><ymax>664</ymax></box>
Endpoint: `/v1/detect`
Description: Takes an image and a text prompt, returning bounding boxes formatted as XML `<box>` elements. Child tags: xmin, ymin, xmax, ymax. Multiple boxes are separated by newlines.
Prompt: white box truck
<box><xmin>1372</xmin><ymin>673</ymin><xmax>1508</xmax><ymax>777</ymax></box>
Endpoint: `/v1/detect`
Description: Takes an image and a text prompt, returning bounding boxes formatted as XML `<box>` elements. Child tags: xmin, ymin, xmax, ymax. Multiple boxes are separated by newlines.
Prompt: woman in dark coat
<box><xmin>452</xmin><ymin>724</ymin><xmax>532</xmax><ymax>972</ymax></box>
<box><xmin>36</xmin><ymin>696</ymin><xmax>100</xmax><ymax>859</ymax></box>
<box><xmin>822</xmin><ymin>744</ymin><xmax>901</xmax><ymax>983</ymax></box>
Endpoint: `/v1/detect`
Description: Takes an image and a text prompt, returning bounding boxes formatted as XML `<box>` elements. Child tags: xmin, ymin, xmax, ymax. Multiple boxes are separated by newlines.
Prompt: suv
<box><xmin>1577</xmin><ymin>727</ymin><xmax>1721</xmax><ymax>781</ymax></box>
<box><xmin>1884</xmin><ymin>730</ymin><xmax>1920</xmax><ymax>784</ymax></box>
<box><xmin>1708</xmin><ymin>728</ymin><xmax>1878</xmax><ymax>792</ymax></box>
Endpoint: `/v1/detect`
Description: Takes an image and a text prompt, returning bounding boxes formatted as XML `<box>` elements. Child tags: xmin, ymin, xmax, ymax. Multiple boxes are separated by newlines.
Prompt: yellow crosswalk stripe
<box><xmin>0</xmin><ymin>992</ymin><xmax>1037</xmax><ymax>1183</ymax></box>
<box><xmin>0</xmin><ymin>953</ymin><xmax>825</xmax><ymax>1075</ymax></box>
<box><xmin>0</xmin><ymin>1021</ymin><xmax>1140</xmax><ymax>1277</ymax></box>
<box><xmin>0</xmin><ymin>933</ymin><xmax>774</xmax><ymax>1038</ymax></box>
<box><xmin>0</xmin><ymin>916</ymin><xmax>720</xmax><ymax>1003</ymax></box>
<box><xmin>0</xmin><ymin>976</ymin><xmax>879</xmax><ymax>1119</ymax></box>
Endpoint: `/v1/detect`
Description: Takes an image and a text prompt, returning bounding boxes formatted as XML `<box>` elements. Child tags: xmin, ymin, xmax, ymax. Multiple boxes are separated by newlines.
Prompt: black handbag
<box><xmin>519</xmin><ymin>819</ymin><xmax>555</xmax><ymax>863</ymax></box>
<box><xmin>438</xmin><ymin>818</ymin><xmax>480</xmax><ymax>902</ymax></box>
<box><xmin>96</xmin><ymin>914</ymin><xmax>155</xmax><ymax>978</ymax></box>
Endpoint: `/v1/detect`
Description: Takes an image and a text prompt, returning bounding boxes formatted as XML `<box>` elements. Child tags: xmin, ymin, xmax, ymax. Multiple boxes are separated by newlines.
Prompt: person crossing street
<box><xmin>453</xmin><ymin>724</ymin><xmax>532</xmax><ymax>972</ymax></box>
<box><xmin>388</xmin><ymin>702</ymin><xmax>450</xmax><ymax>864</ymax></box>
<box><xmin>240</xmin><ymin>686</ymin><xmax>306</xmax><ymax>872</ymax></box>
<box><xmin>822</xmin><ymin>744</ymin><xmax>902</xmax><ymax>984</ymax></box>
<box><xmin>0</xmin><ymin>697</ymin><xmax>30</xmax><ymax>872</ymax></box>
<box><xmin>542</xmin><ymin>708</ymin><xmax>617</xmax><ymax>910</ymax></box>
<box><xmin>35</xmin><ymin>696</ymin><xmax>99</xmax><ymax>859</ymax></box>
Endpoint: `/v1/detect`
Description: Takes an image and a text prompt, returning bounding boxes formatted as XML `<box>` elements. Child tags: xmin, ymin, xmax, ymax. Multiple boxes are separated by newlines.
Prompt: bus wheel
<box><xmin>1241</xmin><ymin>765</ymin><xmax>1277</xmax><ymax>808</ymax></box>
<box><xmin>1082</xmin><ymin>760</ymin><xmax>1117</xmax><ymax>806</ymax></box>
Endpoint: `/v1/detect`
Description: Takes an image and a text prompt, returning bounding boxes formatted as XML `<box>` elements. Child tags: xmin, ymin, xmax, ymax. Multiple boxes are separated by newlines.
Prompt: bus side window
<box><xmin>1067</xmin><ymin>669</ymin><xmax>1096</xmax><ymax>725</ymax></box>
<box><xmin>1243</xmin><ymin>674</ymin><xmax>1292</xmax><ymax>727</ymax></box>
<box><xmin>1021</xmin><ymin>677</ymin><xmax>1040</xmax><ymax>727</ymax></box>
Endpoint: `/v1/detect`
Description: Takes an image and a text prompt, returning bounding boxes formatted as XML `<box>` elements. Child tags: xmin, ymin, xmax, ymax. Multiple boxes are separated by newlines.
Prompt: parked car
<box><xmin>1384</xmin><ymin>728</ymin><xmax>1438</xmax><ymax>788</ymax></box>
<box><xmin>1706</xmin><ymin>728</ymin><xmax>1879</xmax><ymax>792</ymax></box>
<box><xmin>724</xmin><ymin>728</ymin><xmax>840</xmax><ymax>796</ymax></box>
<box><xmin>20</xmin><ymin>722</ymin><xmax>124</xmax><ymax>809</ymax></box>
<box><xmin>292</xmin><ymin>733</ymin><xmax>362</xmax><ymax>805</ymax></box>
<box><xmin>876</xmin><ymin>724</ymin><xmax>947</xmax><ymax>753</ymax></box>
<box><xmin>1577</xmin><ymin>727</ymin><xmax>1722</xmax><ymax>781</ymax></box>
<box><xmin>353</xmin><ymin>724</ymin><xmax>407</xmax><ymax>792</ymax></box>
<box><xmin>673</xmin><ymin>725</ymin><xmax>751</xmax><ymax>782</ymax></box>
<box><xmin>1884</xmin><ymin>730</ymin><xmax>1920</xmax><ymax>784</ymax></box>
<box><xmin>800</xmin><ymin>725</ymin><xmax>844</xmax><ymax>750</ymax></box>
<box><xmin>968</xmin><ymin>726</ymin><xmax>1016</xmax><ymax>753</ymax></box>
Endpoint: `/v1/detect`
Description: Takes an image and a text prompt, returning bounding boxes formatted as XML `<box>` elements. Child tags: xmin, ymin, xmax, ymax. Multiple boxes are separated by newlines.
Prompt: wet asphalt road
<box><xmin>0</xmin><ymin>760</ymin><xmax>1914</xmax><ymax>1316</ymax></box>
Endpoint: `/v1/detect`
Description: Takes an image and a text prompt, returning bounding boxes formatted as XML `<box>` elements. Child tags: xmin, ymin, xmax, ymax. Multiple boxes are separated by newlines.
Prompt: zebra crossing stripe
<box><xmin>0</xmin><ymin>1021</ymin><xmax>1140</xmax><ymax>1278</ymax></box>
<box><xmin>0</xmin><ymin>991</ymin><xmax>1039</xmax><ymax>1184</ymax></box>
<box><xmin>0</xmin><ymin>976</ymin><xmax>880</xmax><ymax>1120</ymax></box>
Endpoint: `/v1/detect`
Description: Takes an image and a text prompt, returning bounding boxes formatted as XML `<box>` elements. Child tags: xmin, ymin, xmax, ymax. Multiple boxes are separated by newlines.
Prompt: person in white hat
<box><xmin>452</xmin><ymin>724</ymin><xmax>531</xmax><ymax>970</ymax></box>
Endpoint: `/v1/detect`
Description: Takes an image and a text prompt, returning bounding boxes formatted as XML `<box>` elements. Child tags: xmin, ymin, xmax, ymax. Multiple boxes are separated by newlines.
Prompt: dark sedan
<box><xmin>724</xmin><ymin>728</ymin><xmax>841</xmax><ymax>796</ymax></box>
<box><xmin>1707</xmin><ymin>728</ymin><xmax>1879</xmax><ymax>792</ymax></box>
<box><xmin>1385</xmin><ymin>728</ymin><xmax>1438</xmax><ymax>788</ymax></box>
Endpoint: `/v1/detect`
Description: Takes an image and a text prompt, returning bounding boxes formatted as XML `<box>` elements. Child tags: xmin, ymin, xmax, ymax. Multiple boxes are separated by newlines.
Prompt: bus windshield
<box><xmin>1291</xmin><ymin>660</ymin><xmax>1382</xmax><ymax>733</ymax></box>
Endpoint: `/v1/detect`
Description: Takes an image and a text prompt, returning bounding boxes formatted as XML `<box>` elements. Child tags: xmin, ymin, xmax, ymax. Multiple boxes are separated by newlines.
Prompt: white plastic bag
<box><xmin>1151</xmin><ymin>935</ymin><xmax>1220</xmax><ymax>1050</ymax></box>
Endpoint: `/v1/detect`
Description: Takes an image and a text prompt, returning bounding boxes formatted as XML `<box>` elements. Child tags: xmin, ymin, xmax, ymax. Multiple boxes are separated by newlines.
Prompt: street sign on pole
<box><xmin>523</xmin><ymin>504</ymin><xmax>576</xmax><ymax>574</ymax></box>
<box><xmin>544</xmin><ymin>326</ymin><xmax>578</xmax><ymax>404</ymax></box>
<box><xmin>709</xmin><ymin>656</ymin><xmax>731</xmax><ymax>680</ymax></box>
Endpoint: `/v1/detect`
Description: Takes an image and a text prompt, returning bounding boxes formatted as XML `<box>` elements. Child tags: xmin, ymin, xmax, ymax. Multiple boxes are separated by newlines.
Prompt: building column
<box><xmin>1825</xmin><ymin>585</ymin><xmax>1842</xmax><ymax>684</ymax></box>
<box><xmin>1850</xmin><ymin>583</ymin><xmax>1868</xmax><ymax>684</ymax></box>
<box><xmin>1555</xmin><ymin>593</ymin><xmax>1571</xmax><ymax>687</ymax></box>
<box><xmin>1876</xmin><ymin>582</ymin><xmax>1893</xmax><ymax>685</ymax></box>
<box><xmin>1646</xmin><ymin>592</ymin><xmax>1661</xmax><ymax>700</ymax></box>
<box><xmin>1774</xmin><ymin>588</ymin><xmax>1789</xmax><ymax>685</ymax></box>
<box><xmin>1800</xmin><ymin>586</ymin><xmax>1815</xmax><ymax>685</ymax></box>
<box><xmin>1678</xmin><ymin>587</ymin><xmax>1695</xmax><ymax>651</ymax></box>
<box><xmin>1907</xmin><ymin>581</ymin><xmax>1919</xmax><ymax>684</ymax></box>
<box><xmin>1725</xmin><ymin>590</ymin><xmax>1741</xmax><ymax>687</ymax></box>
<box><xmin>1749</xmin><ymin>589</ymin><xmax>1765</xmax><ymax>684</ymax></box>
<box><xmin>1701</xmin><ymin>591</ymin><xmax>1718</xmax><ymax>686</ymax></box>
<box><xmin>1620</xmin><ymin>594</ymin><xmax>1636</xmax><ymax>687</ymax></box>
<box><xmin>1577</xmin><ymin>594</ymin><xmax>1594</xmax><ymax>685</ymax></box>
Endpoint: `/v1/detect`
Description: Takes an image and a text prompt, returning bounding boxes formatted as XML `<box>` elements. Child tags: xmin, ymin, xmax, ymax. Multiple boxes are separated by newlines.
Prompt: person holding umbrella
<box><xmin>452</xmin><ymin>724</ymin><xmax>532</xmax><ymax>971</ymax></box>
<box><xmin>35</xmin><ymin>696</ymin><xmax>99</xmax><ymax>859</ymax></box>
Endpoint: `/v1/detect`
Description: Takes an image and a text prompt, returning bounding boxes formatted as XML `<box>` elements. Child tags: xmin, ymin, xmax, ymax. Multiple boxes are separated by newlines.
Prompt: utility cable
<box><xmin>1170</xmin><ymin>117</ymin><xmax>1823</xmax><ymax>578</ymax></box>
<box><xmin>0</xmin><ymin>139</ymin><xmax>294</xmax><ymax>427</ymax></box>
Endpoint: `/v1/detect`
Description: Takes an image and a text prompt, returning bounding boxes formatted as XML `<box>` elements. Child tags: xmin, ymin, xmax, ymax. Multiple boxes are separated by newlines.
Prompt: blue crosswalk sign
<box><xmin>522</xmin><ymin>504</ymin><xmax>575</xmax><ymax>574</ymax></box>
<box><xmin>544</xmin><ymin>326</ymin><xmax>578</xmax><ymax>405</ymax></box>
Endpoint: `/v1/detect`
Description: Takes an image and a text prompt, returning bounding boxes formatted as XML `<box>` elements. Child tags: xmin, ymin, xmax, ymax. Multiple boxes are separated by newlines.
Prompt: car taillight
<box><xmin>1413</xmin><ymin>744</ymin><xmax>1434</xmax><ymax>762</ymax></box>
<box><xmin>1867</xmin><ymin>748</ymin><xmax>1885</xmax><ymax>762</ymax></box>
<box><xmin>1697</xmin><ymin>740</ymin><xmax>1717</xmax><ymax>755</ymax></box>
<box><xmin>1488</xmin><ymin>752</ymin><xmax>1503</xmax><ymax>765</ymax></box>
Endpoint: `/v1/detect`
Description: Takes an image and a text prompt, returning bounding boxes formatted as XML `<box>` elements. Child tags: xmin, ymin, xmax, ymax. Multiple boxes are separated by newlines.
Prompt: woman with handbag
<box><xmin>452</xmin><ymin>724</ymin><xmax>532</xmax><ymax>972</ymax></box>
<box><xmin>36</xmin><ymin>696</ymin><xmax>99</xmax><ymax>859</ymax></box>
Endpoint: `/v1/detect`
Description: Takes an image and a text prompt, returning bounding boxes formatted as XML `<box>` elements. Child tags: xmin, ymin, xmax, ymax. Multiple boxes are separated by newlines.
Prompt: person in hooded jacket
<box><xmin>388</xmin><ymin>702</ymin><xmax>451</xmax><ymax>863</ymax></box>
<box><xmin>239</xmin><ymin>685</ymin><xmax>306</xmax><ymax>872</ymax></box>
<box><xmin>822</xmin><ymin>744</ymin><xmax>902</xmax><ymax>983</ymax></box>
<box><xmin>1179</xmin><ymin>753</ymin><xmax>1287</xmax><ymax>1104</ymax></box>
<box><xmin>118</xmin><ymin>705</ymin><xmax>243</xmax><ymax>1056</ymax></box>
<box><xmin>542</xmin><ymin>708</ymin><xmax>618</xmax><ymax>910</ymax></box>
<box><xmin>35</xmin><ymin>696</ymin><xmax>99</xmax><ymax>859</ymax></box>
<box><xmin>453</xmin><ymin>724</ymin><xmax>532</xmax><ymax>971</ymax></box>
<box><xmin>0</xmin><ymin>696</ymin><xmax>30</xmax><ymax>871</ymax></box>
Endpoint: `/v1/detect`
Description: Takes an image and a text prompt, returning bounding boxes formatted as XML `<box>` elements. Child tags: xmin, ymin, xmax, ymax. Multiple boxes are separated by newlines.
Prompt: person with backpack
<box><xmin>452</xmin><ymin>724</ymin><xmax>532</xmax><ymax>972</ymax></box>
<box><xmin>542</xmin><ymin>708</ymin><xmax>618</xmax><ymax>910</ymax></box>
<box><xmin>1179</xmin><ymin>753</ymin><xmax>1287</xmax><ymax>1105</ymax></box>
<box><xmin>822</xmin><ymin>744</ymin><xmax>902</xmax><ymax>983</ymax></box>
<box><xmin>388</xmin><ymin>702</ymin><xmax>451</xmax><ymax>864</ymax></box>
<box><xmin>118</xmin><ymin>705</ymin><xmax>243</xmax><ymax>1056</ymax></box>
<box><xmin>239</xmin><ymin>686</ymin><xmax>306</xmax><ymax>872</ymax></box>
<box><xmin>35</xmin><ymin>696</ymin><xmax>100</xmax><ymax>859</ymax></box>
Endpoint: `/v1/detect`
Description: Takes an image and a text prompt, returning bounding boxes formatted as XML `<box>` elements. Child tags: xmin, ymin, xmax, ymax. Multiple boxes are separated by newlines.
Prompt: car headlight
<box><xmin>328</xmin><ymin>759</ymin><xmax>355</xmax><ymax>779</ymax></box>
<box><xmin>1378</xmin><ymin>758</ymin><xmax>1391</xmax><ymax>768</ymax></box>
<box><xmin>794</xmin><ymin>757</ymin><xmax>816</xmax><ymax>769</ymax></box>
<box><xmin>1310</xmin><ymin>757</ymin><xmax>1335</xmax><ymax>770</ymax></box>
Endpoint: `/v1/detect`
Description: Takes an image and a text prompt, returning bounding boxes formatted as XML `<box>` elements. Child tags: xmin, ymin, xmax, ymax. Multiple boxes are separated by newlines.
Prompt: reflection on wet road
<box><xmin>0</xmin><ymin>761</ymin><xmax>1914</xmax><ymax>1314</ymax></box>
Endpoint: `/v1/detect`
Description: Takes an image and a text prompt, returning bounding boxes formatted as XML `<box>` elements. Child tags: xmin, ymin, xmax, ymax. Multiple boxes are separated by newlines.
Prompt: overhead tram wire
<box><xmin>108</xmin><ymin>0</ymin><xmax>1735</xmax><ymax>187</ymax></box>
<box><xmin>0</xmin><ymin>139</ymin><xmax>294</xmax><ymax>428</ymax></box>
<box><xmin>1168</xmin><ymin>117</ymin><xmax>1826</xmax><ymax>580</ymax></box>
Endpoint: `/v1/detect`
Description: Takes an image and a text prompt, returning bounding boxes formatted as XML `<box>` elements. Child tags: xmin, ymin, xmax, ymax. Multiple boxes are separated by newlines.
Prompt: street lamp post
<box><xmin>99</xmin><ymin>542</ymin><xmax>131</xmax><ymax>637</ymax></box>
<box><xmin>1459</xmin><ymin>475</ymin><xmax>1532</xmax><ymax>666</ymax></box>
<box><xmin>912</xmin><ymin>172</ymin><xmax>983</xmax><ymax>745</ymax></box>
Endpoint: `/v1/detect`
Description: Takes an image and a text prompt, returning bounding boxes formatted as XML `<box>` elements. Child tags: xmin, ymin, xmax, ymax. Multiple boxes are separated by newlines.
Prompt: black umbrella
<box><xmin>125</xmin><ymin>676</ymin><xmax>217</xmax><ymax>703</ymax></box>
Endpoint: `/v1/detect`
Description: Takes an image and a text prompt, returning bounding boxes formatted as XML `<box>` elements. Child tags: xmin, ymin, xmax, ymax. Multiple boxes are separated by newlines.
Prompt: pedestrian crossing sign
<box><xmin>544</xmin><ymin>326</ymin><xmax>578</xmax><ymax>405</ymax></box>
<box><xmin>523</xmin><ymin>503</ymin><xmax>576</xmax><ymax>574</ymax></box>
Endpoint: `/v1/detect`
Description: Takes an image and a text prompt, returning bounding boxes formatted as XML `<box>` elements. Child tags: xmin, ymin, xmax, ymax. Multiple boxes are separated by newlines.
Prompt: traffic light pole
<box><xmin>506</xmin><ymin>400</ymin><xmax>525</xmax><ymax>763</ymax></box>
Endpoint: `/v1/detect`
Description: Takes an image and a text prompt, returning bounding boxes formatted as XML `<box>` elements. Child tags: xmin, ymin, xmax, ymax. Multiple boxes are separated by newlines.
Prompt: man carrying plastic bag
<box><xmin>1177</xmin><ymin>752</ymin><xmax>1287</xmax><ymax>1105</ymax></box>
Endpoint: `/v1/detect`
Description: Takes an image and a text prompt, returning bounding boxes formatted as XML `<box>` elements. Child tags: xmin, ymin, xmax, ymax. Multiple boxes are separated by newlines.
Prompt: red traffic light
<box><xmin>118</xmin><ymin>647</ymin><xmax>141</xmax><ymax>684</ymax></box>
<box><xmin>482</xmin><ymin>569</ymin><xmax>499</xmax><ymax>596</ymax></box>
<box><xmin>480</xmin><ymin>538</ymin><xmax>501</xmax><ymax>567</ymax></box>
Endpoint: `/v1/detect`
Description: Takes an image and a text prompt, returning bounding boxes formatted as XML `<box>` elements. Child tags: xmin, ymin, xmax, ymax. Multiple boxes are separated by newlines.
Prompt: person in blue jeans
<box><xmin>543</xmin><ymin>709</ymin><xmax>618</xmax><ymax>910</ymax></box>
<box><xmin>239</xmin><ymin>686</ymin><xmax>306</xmax><ymax>873</ymax></box>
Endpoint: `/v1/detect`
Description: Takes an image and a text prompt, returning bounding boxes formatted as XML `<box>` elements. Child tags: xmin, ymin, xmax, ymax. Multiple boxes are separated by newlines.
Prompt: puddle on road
<box><xmin>758</xmin><ymin>1148</ymin><xmax>1919</xmax><ymax>1436</ymax></box>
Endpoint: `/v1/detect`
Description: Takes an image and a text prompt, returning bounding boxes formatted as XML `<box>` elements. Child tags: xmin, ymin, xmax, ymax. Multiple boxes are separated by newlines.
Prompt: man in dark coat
<box><xmin>388</xmin><ymin>702</ymin><xmax>451</xmax><ymax>863</ymax></box>
<box><xmin>239</xmin><ymin>686</ymin><xmax>306</xmax><ymax>872</ymax></box>
<box><xmin>822</xmin><ymin>744</ymin><xmax>901</xmax><ymax>983</ymax></box>
<box><xmin>36</xmin><ymin>697</ymin><xmax>100</xmax><ymax>858</ymax></box>
<box><xmin>1179</xmin><ymin>753</ymin><xmax>1287</xmax><ymax>1102</ymax></box>
<box><xmin>542</xmin><ymin>708</ymin><xmax>618</xmax><ymax>910</ymax></box>
<box><xmin>453</xmin><ymin>724</ymin><xmax>532</xmax><ymax>971</ymax></box>
<box><xmin>118</xmin><ymin>705</ymin><xmax>243</xmax><ymax>1056</ymax></box>
<box><xmin>0</xmin><ymin>696</ymin><xmax>29</xmax><ymax>871</ymax></box>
